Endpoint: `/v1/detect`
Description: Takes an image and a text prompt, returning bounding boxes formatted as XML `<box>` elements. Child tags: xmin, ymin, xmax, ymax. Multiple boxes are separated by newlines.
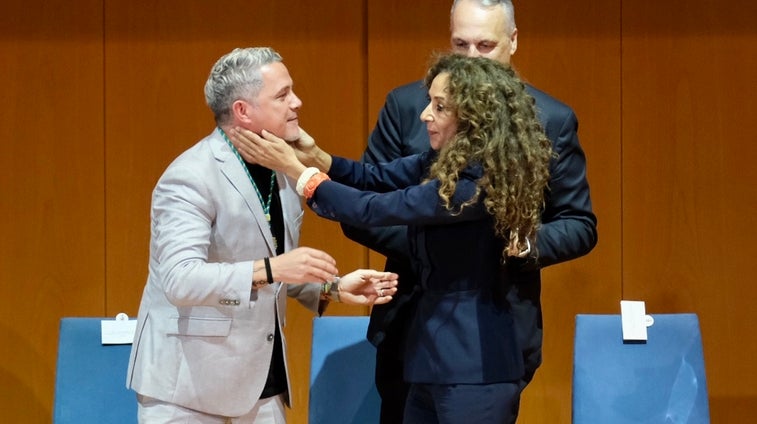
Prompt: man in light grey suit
<box><xmin>126</xmin><ymin>47</ymin><xmax>398</xmax><ymax>423</ymax></box>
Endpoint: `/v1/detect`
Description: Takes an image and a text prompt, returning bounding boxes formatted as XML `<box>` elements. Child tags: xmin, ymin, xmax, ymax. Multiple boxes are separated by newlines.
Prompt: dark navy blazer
<box><xmin>311</xmin><ymin>153</ymin><xmax>526</xmax><ymax>383</ymax></box>
<box><xmin>341</xmin><ymin>79</ymin><xmax>598</xmax><ymax>383</ymax></box>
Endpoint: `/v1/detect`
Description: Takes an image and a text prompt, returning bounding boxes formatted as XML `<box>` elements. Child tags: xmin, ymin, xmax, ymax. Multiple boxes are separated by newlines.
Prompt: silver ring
<box><xmin>379</xmin><ymin>289</ymin><xmax>384</xmax><ymax>297</ymax></box>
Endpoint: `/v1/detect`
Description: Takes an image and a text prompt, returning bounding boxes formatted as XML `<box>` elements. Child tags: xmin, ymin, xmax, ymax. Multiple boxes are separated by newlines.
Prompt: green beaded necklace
<box><xmin>218</xmin><ymin>127</ymin><xmax>276</xmax><ymax>222</ymax></box>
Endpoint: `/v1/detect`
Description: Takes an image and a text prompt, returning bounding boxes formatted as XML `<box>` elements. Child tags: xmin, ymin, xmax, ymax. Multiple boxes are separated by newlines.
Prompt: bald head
<box><xmin>450</xmin><ymin>0</ymin><xmax>518</xmax><ymax>65</ymax></box>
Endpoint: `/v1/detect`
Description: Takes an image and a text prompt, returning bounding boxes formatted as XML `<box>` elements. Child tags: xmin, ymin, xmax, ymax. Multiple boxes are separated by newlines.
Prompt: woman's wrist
<box><xmin>296</xmin><ymin>167</ymin><xmax>321</xmax><ymax>196</ymax></box>
<box><xmin>314</xmin><ymin>148</ymin><xmax>333</xmax><ymax>172</ymax></box>
<box><xmin>295</xmin><ymin>166</ymin><xmax>331</xmax><ymax>199</ymax></box>
<box><xmin>301</xmin><ymin>147</ymin><xmax>332</xmax><ymax>172</ymax></box>
<box><xmin>285</xmin><ymin>162</ymin><xmax>307</xmax><ymax>181</ymax></box>
<box><xmin>302</xmin><ymin>172</ymin><xmax>330</xmax><ymax>199</ymax></box>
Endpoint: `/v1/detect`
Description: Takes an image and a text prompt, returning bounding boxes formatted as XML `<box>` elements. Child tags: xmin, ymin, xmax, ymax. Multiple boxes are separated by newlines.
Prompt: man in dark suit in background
<box><xmin>341</xmin><ymin>1</ymin><xmax>598</xmax><ymax>422</ymax></box>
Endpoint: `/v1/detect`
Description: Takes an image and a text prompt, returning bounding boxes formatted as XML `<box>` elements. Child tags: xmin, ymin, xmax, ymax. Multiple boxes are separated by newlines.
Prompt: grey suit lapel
<box><xmin>276</xmin><ymin>172</ymin><xmax>299</xmax><ymax>252</ymax></box>
<box><xmin>210</xmin><ymin>131</ymin><xmax>277</xmax><ymax>255</ymax></box>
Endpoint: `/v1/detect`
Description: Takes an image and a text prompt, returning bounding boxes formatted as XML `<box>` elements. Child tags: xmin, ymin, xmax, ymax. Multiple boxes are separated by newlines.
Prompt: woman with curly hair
<box><xmin>423</xmin><ymin>54</ymin><xmax>553</xmax><ymax>259</ymax></box>
<box><xmin>231</xmin><ymin>53</ymin><xmax>554</xmax><ymax>423</ymax></box>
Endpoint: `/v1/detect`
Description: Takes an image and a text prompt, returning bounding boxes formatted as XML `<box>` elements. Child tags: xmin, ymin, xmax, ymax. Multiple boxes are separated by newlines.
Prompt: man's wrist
<box><xmin>252</xmin><ymin>257</ymin><xmax>275</xmax><ymax>289</ymax></box>
<box><xmin>320</xmin><ymin>277</ymin><xmax>341</xmax><ymax>302</ymax></box>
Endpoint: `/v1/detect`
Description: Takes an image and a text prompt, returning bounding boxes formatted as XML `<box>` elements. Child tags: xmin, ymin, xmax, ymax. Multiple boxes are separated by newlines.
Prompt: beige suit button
<box><xmin>267</xmin><ymin>333</ymin><xmax>274</xmax><ymax>342</ymax></box>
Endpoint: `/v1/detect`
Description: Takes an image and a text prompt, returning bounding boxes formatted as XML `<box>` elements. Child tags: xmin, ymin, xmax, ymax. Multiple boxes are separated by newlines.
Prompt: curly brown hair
<box><xmin>423</xmin><ymin>54</ymin><xmax>554</xmax><ymax>258</ymax></box>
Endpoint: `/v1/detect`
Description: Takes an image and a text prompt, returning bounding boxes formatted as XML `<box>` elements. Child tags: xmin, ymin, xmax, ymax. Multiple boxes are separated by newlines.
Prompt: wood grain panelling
<box><xmin>365</xmin><ymin>1</ymin><xmax>450</xmax><ymax>272</ymax></box>
<box><xmin>1</xmin><ymin>0</ymin><xmax>755</xmax><ymax>421</ymax></box>
<box><xmin>103</xmin><ymin>1</ymin><xmax>366</xmax><ymax>422</ymax></box>
<box><xmin>0</xmin><ymin>0</ymin><xmax>104</xmax><ymax>421</ymax></box>
<box><xmin>367</xmin><ymin>0</ymin><xmax>450</xmax><ymax>110</ymax></box>
<box><xmin>514</xmin><ymin>1</ymin><xmax>622</xmax><ymax>421</ymax></box>
<box><xmin>622</xmin><ymin>1</ymin><xmax>757</xmax><ymax>421</ymax></box>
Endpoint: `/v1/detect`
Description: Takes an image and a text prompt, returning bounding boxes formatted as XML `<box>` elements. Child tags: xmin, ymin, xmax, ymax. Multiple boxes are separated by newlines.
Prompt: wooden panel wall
<box><xmin>512</xmin><ymin>1</ymin><xmax>623</xmax><ymax>420</ymax></box>
<box><xmin>622</xmin><ymin>1</ymin><xmax>757</xmax><ymax>422</ymax></box>
<box><xmin>0</xmin><ymin>0</ymin><xmax>755</xmax><ymax>422</ymax></box>
<box><xmin>0</xmin><ymin>0</ymin><xmax>104</xmax><ymax>421</ymax></box>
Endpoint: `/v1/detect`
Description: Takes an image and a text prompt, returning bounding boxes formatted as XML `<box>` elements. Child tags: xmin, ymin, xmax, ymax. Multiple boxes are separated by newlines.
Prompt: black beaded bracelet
<box><xmin>264</xmin><ymin>257</ymin><xmax>274</xmax><ymax>285</ymax></box>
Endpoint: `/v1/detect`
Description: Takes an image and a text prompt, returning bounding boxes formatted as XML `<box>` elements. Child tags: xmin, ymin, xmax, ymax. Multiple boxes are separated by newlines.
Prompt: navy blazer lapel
<box><xmin>209</xmin><ymin>131</ymin><xmax>277</xmax><ymax>255</ymax></box>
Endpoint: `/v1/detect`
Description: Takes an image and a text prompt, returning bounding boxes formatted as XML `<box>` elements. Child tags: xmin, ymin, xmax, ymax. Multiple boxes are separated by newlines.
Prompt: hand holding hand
<box><xmin>336</xmin><ymin>269</ymin><xmax>399</xmax><ymax>305</ymax></box>
<box><xmin>269</xmin><ymin>247</ymin><xmax>338</xmax><ymax>284</ymax></box>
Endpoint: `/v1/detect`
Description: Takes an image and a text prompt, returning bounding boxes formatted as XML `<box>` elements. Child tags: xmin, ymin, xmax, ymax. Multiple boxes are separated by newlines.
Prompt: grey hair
<box><xmin>204</xmin><ymin>47</ymin><xmax>282</xmax><ymax>125</ymax></box>
<box><xmin>451</xmin><ymin>0</ymin><xmax>516</xmax><ymax>34</ymax></box>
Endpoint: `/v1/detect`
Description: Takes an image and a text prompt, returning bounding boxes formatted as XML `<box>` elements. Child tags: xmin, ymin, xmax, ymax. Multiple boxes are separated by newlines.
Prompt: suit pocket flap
<box><xmin>167</xmin><ymin>316</ymin><xmax>232</xmax><ymax>337</ymax></box>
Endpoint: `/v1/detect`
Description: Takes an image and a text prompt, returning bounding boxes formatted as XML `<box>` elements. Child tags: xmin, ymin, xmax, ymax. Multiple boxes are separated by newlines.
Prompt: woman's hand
<box><xmin>336</xmin><ymin>270</ymin><xmax>399</xmax><ymax>305</ymax></box>
<box><xmin>290</xmin><ymin>127</ymin><xmax>317</xmax><ymax>162</ymax></box>
<box><xmin>229</xmin><ymin>127</ymin><xmax>306</xmax><ymax>179</ymax></box>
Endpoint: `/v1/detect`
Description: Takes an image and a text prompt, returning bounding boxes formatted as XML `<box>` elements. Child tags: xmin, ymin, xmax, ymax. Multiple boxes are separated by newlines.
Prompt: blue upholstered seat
<box><xmin>309</xmin><ymin>316</ymin><xmax>380</xmax><ymax>424</ymax></box>
<box><xmin>53</xmin><ymin>317</ymin><xmax>136</xmax><ymax>423</ymax></box>
<box><xmin>572</xmin><ymin>313</ymin><xmax>710</xmax><ymax>424</ymax></box>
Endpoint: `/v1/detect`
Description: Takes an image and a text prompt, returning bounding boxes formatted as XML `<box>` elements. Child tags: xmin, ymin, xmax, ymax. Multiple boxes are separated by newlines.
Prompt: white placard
<box><xmin>620</xmin><ymin>300</ymin><xmax>649</xmax><ymax>342</ymax></box>
<box><xmin>101</xmin><ymin>313</ymin><xmax>137</xmax><ymax>345</ymax></box>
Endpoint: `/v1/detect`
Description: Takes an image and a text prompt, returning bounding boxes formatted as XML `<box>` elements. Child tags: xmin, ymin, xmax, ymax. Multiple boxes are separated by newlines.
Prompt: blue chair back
<box><xmin>573</xmin><ymin>313</ymin><xmax>710</xmax><ymax>424</ymax></box>
<box><xmin>53</xmin><ymin>317</ymin><xmax>137</xmax><ymax>423</ymax></box>
<box><xmin>309</xmin><ymin>316</ymin><xmax>380</xmax><ymax>424</ymax></box>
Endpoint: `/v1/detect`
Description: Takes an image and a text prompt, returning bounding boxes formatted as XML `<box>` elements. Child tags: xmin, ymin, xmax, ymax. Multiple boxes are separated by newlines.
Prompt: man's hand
<box><xmin>337</xmin><ymin>269</ymin><xmax>399</xmax><ymax>305</ymax></box>
<box><xmin>506</xmin><ymin>231</ymin><xmax>531</xmax><ymax>258</ymax></box>
<box><xmin>269</xmin><ymin>247</ymin><xmax>338</xmax><ymax>284</ymax></box>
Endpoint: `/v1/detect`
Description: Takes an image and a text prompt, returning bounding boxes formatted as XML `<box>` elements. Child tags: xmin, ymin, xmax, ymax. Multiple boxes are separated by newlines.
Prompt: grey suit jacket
<box><xmin>126</xmin><ymin>129</ymin><xmax>321</xmax><ymax>416</ymax></box>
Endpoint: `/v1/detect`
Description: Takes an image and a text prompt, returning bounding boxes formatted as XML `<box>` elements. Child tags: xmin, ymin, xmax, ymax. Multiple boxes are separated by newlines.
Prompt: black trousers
<box><xmin>375</xmin><ymin>344</ymin><xmax>410</xmax><ymax>424</ymax></box>
<box><xmin>374</xmin><ymin>344</ymin><xmax>529</xmax><ymax>424</ymax></box>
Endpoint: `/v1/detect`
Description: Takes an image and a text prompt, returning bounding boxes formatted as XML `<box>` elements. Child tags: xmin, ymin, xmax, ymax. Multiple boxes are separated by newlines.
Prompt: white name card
<box><xmin>101</xmin><ymin>312</ymin><xmax>137</xmax><ymax>345</ymax></box>
<box><xmin>620</xmin><ymin>300</ymin><xmax>654</xmax><ymax>342</ymax></box>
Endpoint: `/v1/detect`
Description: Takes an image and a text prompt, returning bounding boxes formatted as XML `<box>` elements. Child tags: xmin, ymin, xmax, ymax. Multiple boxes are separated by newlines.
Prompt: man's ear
<box><xmin>232</xmin><ymin>99</ymin><xmax>254</xmax><ymax>124</ymax></box>
<box><xmin>509</xmin><ymin>28</ymin><xmax>519</xmax><ymax>55</ymax></box>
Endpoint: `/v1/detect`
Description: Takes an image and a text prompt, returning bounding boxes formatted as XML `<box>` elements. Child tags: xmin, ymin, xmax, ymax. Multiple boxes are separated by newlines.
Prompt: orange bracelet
<box><xmin>303</xmin><ymin>172</ymin><xmax>330</xmax><ymax>199</ymax></box>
